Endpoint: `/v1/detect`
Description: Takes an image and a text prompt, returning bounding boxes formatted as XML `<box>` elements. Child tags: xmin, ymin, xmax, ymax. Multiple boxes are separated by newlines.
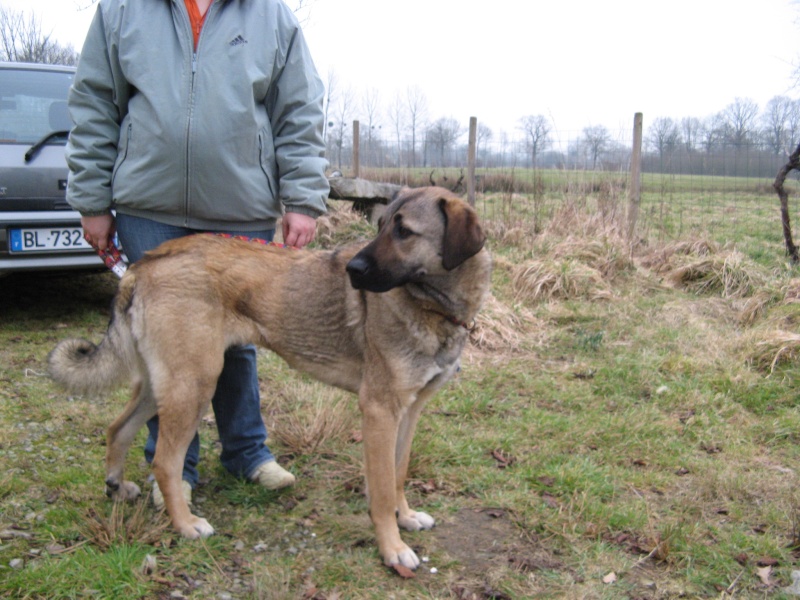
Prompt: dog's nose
<box><xmin>346</xmin><ymin>255</ymin><xmax>370</xmax><ymax>277</ymax></box>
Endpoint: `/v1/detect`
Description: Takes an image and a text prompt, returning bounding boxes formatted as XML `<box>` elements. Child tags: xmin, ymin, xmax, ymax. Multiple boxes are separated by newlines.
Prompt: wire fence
<box><xmin>328</xmin><ymin>124</ymin><xmax>800</xmax><ymax>263</ymax></box>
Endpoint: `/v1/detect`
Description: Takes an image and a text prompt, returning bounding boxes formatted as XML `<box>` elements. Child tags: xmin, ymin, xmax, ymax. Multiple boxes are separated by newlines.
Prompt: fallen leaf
<box><xmin>391</xmin><ymin>563</ymin><xmax>416</xmax><ymax>579</ymax></box>
<box><xmin>603</xmin><ymin>571</ymin><xmax>617</xmax><ymax>584</ymax></box>
<box><xmin>141</xmin><ymin>554</ymin><xmax>157</xmax><ymax>575</ymax></box>
<box><xmin>491</xmin><ymin>448</ymin><xmax>516</xmax><ymax>468</ymax></box>
<box><xmin>541</xmin><ymin>492</ymin><xmax>559</xmax><ymax>509</ymax></box>
<box><xmin>412</xmin><ymin>480</ymin><xmax>437</xmax><ymax>494</ymax></box>
<box><xmin>45</xmin><ymin>543</ymin><xmax>67</xmax><ymax>555</ymax></box>
<box><xmin>757</xmin><ymin>566</ymin><xmax>774</xmax><ymax>587</ymax></box>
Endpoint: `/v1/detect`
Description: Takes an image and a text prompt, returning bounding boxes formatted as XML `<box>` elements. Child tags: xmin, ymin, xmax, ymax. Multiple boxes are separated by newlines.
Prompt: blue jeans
<box><xmin>116</xmin><ymin>213</ymin><xmax>275</xmax><ymax>487</ymax></box>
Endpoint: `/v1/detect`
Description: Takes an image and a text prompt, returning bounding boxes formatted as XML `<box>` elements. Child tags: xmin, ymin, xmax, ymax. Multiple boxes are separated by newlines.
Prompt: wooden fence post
<box><xmin>467</xmin><ymin>116</ymin><xmax>477</xmax><ymax>206</ymax></box>
<box><xmin>627</xmin><ymin>112</ymin><xmax>643</xmax><ymax>240</ymax></box>
<box><xmin>352</xmin><ymin>120</ymin><xmax>360</xmax><ymax>178</ymax></box>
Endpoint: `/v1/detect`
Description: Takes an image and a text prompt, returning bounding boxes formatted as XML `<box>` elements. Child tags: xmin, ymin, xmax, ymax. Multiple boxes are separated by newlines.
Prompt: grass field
<box><xmin>4</xmin><ymin>181</ymin><xmax>800</xmax><ymax>598</ymax></box>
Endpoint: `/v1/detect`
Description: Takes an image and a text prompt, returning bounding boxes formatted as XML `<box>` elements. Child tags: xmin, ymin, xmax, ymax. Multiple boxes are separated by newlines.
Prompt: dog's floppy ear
<box><xmin>439</xmin><ymin>196</ymin><xmax>486</xmax><ymax>270</ymax></box>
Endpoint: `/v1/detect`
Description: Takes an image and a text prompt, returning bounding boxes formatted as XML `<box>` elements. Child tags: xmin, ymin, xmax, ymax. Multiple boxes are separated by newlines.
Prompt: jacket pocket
<box><xmin>257</xmin><ymin>128</ymin><xmax>277</xmax><ymax>200</ymax></box>
<box><xmin>111</xmin><ymin>121</ymin><xmax>132</xmax><ymax>194</ymax></box>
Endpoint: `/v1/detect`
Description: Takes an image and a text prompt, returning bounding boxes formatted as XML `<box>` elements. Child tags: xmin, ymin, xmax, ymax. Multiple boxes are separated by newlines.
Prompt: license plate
<box><xmin>9</xmin><ymin>227</ymin><xmax>92</xmax><ymax>253</ymax></box>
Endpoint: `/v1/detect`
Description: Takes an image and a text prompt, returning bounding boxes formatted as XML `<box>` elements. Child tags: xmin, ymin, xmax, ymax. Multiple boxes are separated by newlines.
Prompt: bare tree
<box><xmin>700</xmin><ymin>113</ymin><xmax>726</xmax><ymax>154</ymax></box>
<box><xmin>329</xmin><ymin>85</ymin><xmax>356</xmax><ymax>171</ymax></box>
<box><xmin>582</xmin><ymin>125</ymin><xmax>611</xmax><ymax>169</ymax></box>
<box><xmin>788</xmin><ymin>99</ymin><xmax>800</xmax><ymax>151</ymax></box>
<box><xmin>427</xmin><ymin>117</ymin><xmax>461</xmax><ymax>166</ymax></box>
<box><xmin>646</xmin><ymin>117</ymin><xmax>681</xmax><ymax>159</ymax></box>
<box><xmin>720</xmin><ymin>97</ymin><xmax>759</xmax><ymax>147</ymax></box>
<box><xmin>476</xmin><ymin>123</ymin><xmax>492</xmax><ymax>166</ymax></box>
<box><xmin>517</xmin><ymin>114</ymin><xmax>551</xmax><ymax>168</ymax></box>
<box><xmin>387</xmin><ymin>92</ymin><xmax>405</xmax><ymax>167</ymax></box>
<box><xmin>680</xmin><ymin>117</ymin><xmax>702</xmax><ymax>153</ymax></box>
<box><xmin>361</xmin><ymin>87</ymin><xmax>381</xmax><ymax>167</ymax></box>
<box><xmin>405</xmin><ymin>86</ymin><xmax>427</xmax><ymax>168</ymax></box>
<box><xmin>0</xmin><ymin>7</ymin><xmax>79</xmax><ymax>64</ymax></box>
<box><xmin>289</xmin><ymin>0</ymin><xmax>317</xmax><ymax>25</ymax></box>
<box><xmin>322</xmin><ymin>69</ymin><xmax>337</xmax><ymax>145</ymax></box>
<box><xmin>761</xmin><ymin>95</ymin><xmax>794</xmax><ymax>155</ymax></box>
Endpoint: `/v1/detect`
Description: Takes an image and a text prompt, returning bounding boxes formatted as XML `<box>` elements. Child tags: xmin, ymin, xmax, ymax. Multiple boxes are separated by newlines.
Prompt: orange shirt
<box><xmin>184</xmin><ymin>0</ymin><xmax>207</xmax><ymax>50</ymax></box>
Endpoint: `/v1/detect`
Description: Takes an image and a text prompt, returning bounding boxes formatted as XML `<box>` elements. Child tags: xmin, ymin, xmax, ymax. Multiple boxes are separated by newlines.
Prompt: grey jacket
<box><xmin>66</xmin><ymin>0</ymin><xmax>328</xmax><ymax>231</ymax></box>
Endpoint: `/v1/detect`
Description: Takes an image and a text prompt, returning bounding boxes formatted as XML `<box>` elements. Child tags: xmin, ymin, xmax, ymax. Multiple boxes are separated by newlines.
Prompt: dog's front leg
<box><xmin>360</xmin><ymin>395</ymin><xmax>421</xmax><ymax>570</ymax></box>
<box><xmin>394</xmin><ymin>395</ymin><xmax>435</xmax><ymax>533</ymax></box>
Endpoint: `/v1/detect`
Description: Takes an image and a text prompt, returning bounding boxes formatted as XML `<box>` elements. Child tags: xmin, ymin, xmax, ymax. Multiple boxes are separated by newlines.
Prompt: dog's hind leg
<box><xmin>151</xmin><ymin>381</ymin><xmax>217</xmax><ymax>539</ymax></box>
<box><xmin>394</xmin><ymin>393</ymin><xmax>435</xmax><ymax>533</ymax></box>
<box><xmin>105</xmin><ymin>378</ymin><xmax>157</xmax><ymax>502</ymax></box>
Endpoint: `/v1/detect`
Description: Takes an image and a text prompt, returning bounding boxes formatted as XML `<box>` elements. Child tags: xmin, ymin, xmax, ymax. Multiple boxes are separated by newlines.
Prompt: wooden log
<box><xmin>327</xmin><ymin>176</ymin><xmax>403</xmax><ymax>203</ymax></box>
<box><xmin>327</xmin><ymin>176</ymin><xmax>404</xmax><ymax>223</ymax></box>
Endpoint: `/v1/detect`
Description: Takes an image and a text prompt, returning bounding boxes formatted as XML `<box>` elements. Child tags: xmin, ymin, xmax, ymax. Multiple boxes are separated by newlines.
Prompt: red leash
<box><xmin>97</xmin><ymin>233</ymin><xmax>298</xmax><ymax>279</ymax></box>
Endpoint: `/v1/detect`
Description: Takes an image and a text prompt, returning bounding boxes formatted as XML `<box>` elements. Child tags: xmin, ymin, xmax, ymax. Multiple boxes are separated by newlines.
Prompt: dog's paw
<box><xmin>178</xmin><ymin>517</ymin><xmax>215</xmax><ymax>539</ymax></box>
<box><xmin>106</xmin><ymin>480</ymin><xmax>141</xmax><ymax>502</ymax></box>
<box><xmin>398</xmin><ymin>510</ymin><xmax>435</xmax><ymax>531</ymax></box>
<box><xmin>383</xmin><ymin>542</ymin><xmax>421</xmax><ymax>570</ymax></box>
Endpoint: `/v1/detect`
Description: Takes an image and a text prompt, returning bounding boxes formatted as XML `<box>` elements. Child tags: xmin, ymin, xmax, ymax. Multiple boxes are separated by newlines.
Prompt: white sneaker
<box><xmin>152</xmin><ymin>479</ymin><xmax>193</xmax><ymax>510</ymax></box>
<box><xmin>250</xmin><ymin>460</ymin><xmax>296</xmax><ymax>490</ymax></box>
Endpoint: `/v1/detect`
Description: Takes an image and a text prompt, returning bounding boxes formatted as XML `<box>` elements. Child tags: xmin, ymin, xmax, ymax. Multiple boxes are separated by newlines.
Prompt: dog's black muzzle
<box><xmin>346</xmin><ymin>253</ymin><xmax>401</xmax><ymax>293</ymax></box>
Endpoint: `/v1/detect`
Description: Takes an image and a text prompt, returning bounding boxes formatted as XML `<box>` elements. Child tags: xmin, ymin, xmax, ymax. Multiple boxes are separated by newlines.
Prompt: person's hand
<box><xmin>282</xmin><ymin>212</ymin><xmax>317</xmax><ymax>248</ymax></box>
<box><xmin>81</xmin><ymin>213</ymin><xmax>115</xmax><ymax>250</ymax></box>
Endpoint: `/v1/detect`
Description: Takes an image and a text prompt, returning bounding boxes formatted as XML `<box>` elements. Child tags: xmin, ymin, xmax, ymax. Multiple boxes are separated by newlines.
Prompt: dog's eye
<box><xmin>394</xmin><ymin>222</ymin><xmax>414</xmax><ymax>240</ymax></box>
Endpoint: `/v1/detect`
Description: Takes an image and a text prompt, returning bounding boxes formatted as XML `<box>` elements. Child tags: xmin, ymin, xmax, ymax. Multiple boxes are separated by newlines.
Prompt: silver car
<box><xmin>0</xmin><ymin>61</ymin><xmax>104</xmax><ymax>277</ymax></box>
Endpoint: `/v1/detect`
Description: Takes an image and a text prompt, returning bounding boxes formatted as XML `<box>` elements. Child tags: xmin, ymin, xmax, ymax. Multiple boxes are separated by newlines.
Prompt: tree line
<box><xmin>323</xmin><ymin>88</ymin><xmax>800</xmax><ymax>178</ymax></box>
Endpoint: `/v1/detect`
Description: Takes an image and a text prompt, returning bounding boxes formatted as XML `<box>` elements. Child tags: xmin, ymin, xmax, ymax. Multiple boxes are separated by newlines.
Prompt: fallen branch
<box><xmin>773</xmin><ymin>143</ymin><xmax>800</xmax><ymax>264</ymax></box>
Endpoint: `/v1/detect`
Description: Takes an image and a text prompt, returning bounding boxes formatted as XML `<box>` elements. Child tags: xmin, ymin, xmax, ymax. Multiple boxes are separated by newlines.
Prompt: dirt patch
<box><xmin>429</xmin><ymin>507</ymin><xmax>567</xmax><ymax>597</ymax></box>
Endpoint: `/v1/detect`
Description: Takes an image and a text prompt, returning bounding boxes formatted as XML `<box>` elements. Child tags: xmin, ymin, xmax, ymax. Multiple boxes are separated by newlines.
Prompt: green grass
<box><xmin>5</xmin><ymin>181</ymin><xmax>800</xmax><ymax>597</ymax></box>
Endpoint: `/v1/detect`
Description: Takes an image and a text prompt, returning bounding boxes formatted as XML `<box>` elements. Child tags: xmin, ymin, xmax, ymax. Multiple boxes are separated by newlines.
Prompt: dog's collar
<box><xmin>431</xmin><ymin>310</ymin><xmax>476</xmax><ymax>332</ymax></box>
<box><xmin>447</xmin><ymin>315</ymin><xmax>476</xmax><ymax>331</ymax></box>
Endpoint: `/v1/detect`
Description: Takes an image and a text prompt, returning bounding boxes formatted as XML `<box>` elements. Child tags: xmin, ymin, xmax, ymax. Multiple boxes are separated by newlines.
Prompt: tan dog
<box><xmin>48</xmin><ymin>186</ymin><xmax>492</xmax><ymax>569</ymax></box>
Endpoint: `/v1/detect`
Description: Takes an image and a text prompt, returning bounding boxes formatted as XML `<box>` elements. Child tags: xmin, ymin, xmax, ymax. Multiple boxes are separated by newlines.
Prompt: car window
<box><xmin>0</xmin><ymin>68</ymin><xmax>74</xmax><ymax>144</ymax></box>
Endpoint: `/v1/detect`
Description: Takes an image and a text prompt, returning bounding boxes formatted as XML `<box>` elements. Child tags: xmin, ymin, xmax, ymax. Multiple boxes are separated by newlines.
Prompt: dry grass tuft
<box><xmin>639</xmin><ymin>237</ymin><xmax>720</xmax><ymax>272</ymax></box>
<box><xmin>79</xmin><ymin>498</ymin><xmax>170</xmax><ymax>550</ymax></box>
<box><xmin>781</xmin><ymin>278</ymin><xmax>800</xmax><ymax>304</ymax></box>
<box><xmin>483</xmin><ymin>221</ymin><xmax>536</xmax><ymax>248</ymax></box>
<box><xmin>549</xmin><ymin>236</ymin><xmax>633</xmax><ymax>279</ymax></box>
<box><xmin>511</xmin><ymin>259</ymin><xmax>612</xmax><ymax>305</ymax></box>
<box><xmin>662</xmin><ymin>251</ymin><xmax>765</xmax><ymax>299</ymax></box>
<box><xmin>747</xmin><ymin>330</ymin><xmax>800</xmax><ymax>373</ymax></box>
<box><xmin>268</xmin><ymin>384</ymin><xmax>354</xmax><ymax>456</ymax></box>
<box><xmin>736</xmin><ymin>289</ymin><xmax>782</xmax><ymax>326</ymax></box>
<box><xmin>469</xmin><ymin>293</ymin><xmax>541</xmax><ymax>353</ymax></box>
<box><xmin>543</xmin><ymin>196</ymin><xmax>626</xmax><ymax>240</ymax></box>
<box><xmin>313</xmin><ymin>201</ymin><xmax>373</xmax><ymax>249</ymax></box>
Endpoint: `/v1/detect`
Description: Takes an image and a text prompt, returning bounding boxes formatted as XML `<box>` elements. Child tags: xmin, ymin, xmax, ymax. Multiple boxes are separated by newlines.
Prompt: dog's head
<box><xmin>346</xmin><ymin>186</ymin><xmax>486</xmax><ymax>293</ymax></box>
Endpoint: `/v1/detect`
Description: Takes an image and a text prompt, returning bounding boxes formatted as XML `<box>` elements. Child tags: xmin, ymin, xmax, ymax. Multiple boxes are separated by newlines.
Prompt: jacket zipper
<box><xmin>184</xmin><ymin>50</ymin><xmax>196</xmax><ymax>227</ymax></box>
<box><xmin>179</xmin><ymin>0</ymin><xmax>218</xmax><ymax>226</ymax></box>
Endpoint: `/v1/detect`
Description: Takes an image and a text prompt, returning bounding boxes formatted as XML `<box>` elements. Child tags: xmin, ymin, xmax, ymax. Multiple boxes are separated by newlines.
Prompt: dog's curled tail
<box><xmin>48</xmin><ymin>328</ymin><xmax>133</xmax><ymax>397</ymax></box>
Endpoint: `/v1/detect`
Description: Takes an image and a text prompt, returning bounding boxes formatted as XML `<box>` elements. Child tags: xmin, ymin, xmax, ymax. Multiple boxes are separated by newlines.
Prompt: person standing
<box><xmin>66</xmin><ymin>0</ymin><xmax>329</xmax><ymax>506</ymax></box>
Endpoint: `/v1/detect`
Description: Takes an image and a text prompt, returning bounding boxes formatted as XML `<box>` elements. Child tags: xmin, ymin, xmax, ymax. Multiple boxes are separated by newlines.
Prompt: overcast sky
<box><xmin>5</xmin><ymin>0</ymin><xmax>799</xmax><ymax>140</ymax></box>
